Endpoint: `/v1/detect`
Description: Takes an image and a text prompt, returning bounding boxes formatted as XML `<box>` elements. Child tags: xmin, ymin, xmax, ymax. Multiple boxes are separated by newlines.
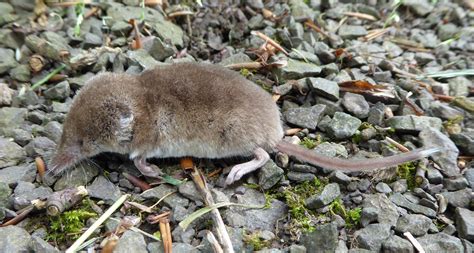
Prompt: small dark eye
<box><xmin>78</xmin><ymin>140</ymin><xmax>84</xmax><ymax>146</ymax></box>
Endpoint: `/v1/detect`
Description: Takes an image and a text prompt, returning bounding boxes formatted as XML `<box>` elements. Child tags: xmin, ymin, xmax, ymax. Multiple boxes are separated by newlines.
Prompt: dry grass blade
<box><xmin>304</xmin><ymin>19</ymin><xmax>329</xmax><ymax>38</ymax></box>
<box><xmin>31</xmin><ymin>64</ymin><xmax>66</xmax><ymax>90</ymax></box>
<box><xmin>338</xmin><ymin>80</ymin><xmax>387</xmax><ymax>91</ymax></box>
<box><xmin>66</xmin><ymin>194</ymin><xmax>130</xmax><ymax>253</ymax></box>
<box><xmin>251</xmin><ymin>31</ymin><xmax>289</xmax><ymax>56</ymax></box>
<box><xmin>48</xmin><ymin>0</ymin><xmax>93</xmax><ymax>7</ymax></box>
<box><xmin>129</xmin><ymin>19</ymin><xmax>142</xmax><ymax>50</ymax></box>
<box><xmin>207</xmin><ymin>231</ymin><xmax>224</xmax><ymax>253</ymax></box>
<box><xmin>285</xmin><ymin>128</ymin><xmax>302</xmax><ymax>135</ymax></box>
<box><xmin>364</xmin><ymin>28</ymin><xmax>391</xmax><ymax>41</ymax></box>
<box><xmin>180</xmin><ymin>159</ymin><xmax>234</xmax><ymax>253</ymax></box>
<box><xmin>168</xmin><ymin>10</ymin><xmax>194</xmax><ymax>18</ymax></box>
<box><xmin>385</xmin><ymin>137</ymin><xmax>410</xmax><ymax>153</ymax></box>
<box><xmin>127</xmin><ymin>201</ymin><xmax>153</xmax><ymax>213</ymax></box>
<box><xmin>404</xmin><ymin>232</ymin><xmax>425</xmax><ymax>253</ymax></box>
<box><xmin>403</xmin><ymin>92</ymin><xmax>424</xmax><ymax>116</ymax></box>
<box><xmin>343</xmin><ymin>12</ymin><xmax>377</xmax><ymax>21</ymax></box>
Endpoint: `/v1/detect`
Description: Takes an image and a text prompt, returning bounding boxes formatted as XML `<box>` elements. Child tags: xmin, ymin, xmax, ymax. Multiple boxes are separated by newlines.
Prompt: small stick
<box><xmin>66</xmin><ymin>194</ymin><xmax>130</xmax><ymax>253</ymax></box>
<box><xmin>404</xmin><ymin>232</ymin><xmax>426</xmax><ymax>253</ymax></box>
<box><xmin>304</xmin><ymin>19</ymin><xmax>329</xmax><ymax>38</ymax></box>
<box><xmin>123</xmin><ymin>172</ymin><xmax>151</xmax><ymax>191</ymax></box>
<box><xmin>251</xmin><ymin>31</ymin><xmax>289</xmax><ymax>56</ymax></box>
<box><xmin>181</xmin><ymin>159</ymin><xmax>234</xmax><ymax>253</ymax></box>
<box><xmin>385</xmin><ymin>137</ymin><xmax>410</xmax><ymax>152</ymax></box>
<box><xmin>158</xmin><ymin>216</ymin><xmax>172</xmax><ymax>253</ymax></box>
<box><xmin>343</xmin><ymin>12</ymin><xmax>377</xmax><ymax>21</ymax></box>
<box><xmin>285</xmin><ymin>128</ymin><xmax>303</xmax><ymax>136</ymax></box>
<box><xmin>0</xmin><ymin>205</ymin><xmax>35</xmax><ymax>227</ymax></box>
<box><xmin>415</xmin><ymin>159</ymin><xmax>428</xmax><ymax>186</ymax></box>
<box><xmin>225</xmin><ymin>62</ymin><xmax>263</xmax><ymax>70</ymax></box>
<box><xmin>207</xmin><ymin>231</ymin><xmax>224</xmax><ymax>253</ymax></box>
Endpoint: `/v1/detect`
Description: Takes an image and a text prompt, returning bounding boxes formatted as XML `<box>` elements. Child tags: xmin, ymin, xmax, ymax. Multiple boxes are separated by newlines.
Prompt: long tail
<box><xmin>275</xmin><ymin>141</ymin><xmax>442</xmax><ymax>172</ymax></box>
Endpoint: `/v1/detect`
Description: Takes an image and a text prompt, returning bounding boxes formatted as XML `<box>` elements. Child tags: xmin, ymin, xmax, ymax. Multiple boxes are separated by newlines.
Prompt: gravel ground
<box><xmin>0</xmin><ymin>0</ymin><xmax>473</xmax><ymax>252</ymax></box>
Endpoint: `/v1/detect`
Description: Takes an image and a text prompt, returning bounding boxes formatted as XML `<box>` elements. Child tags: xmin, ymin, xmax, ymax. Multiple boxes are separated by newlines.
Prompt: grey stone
<box><xmin>444</xmin><ymin>177</ymin><xmax>468</xmax><ymax>191</ymax></box>
<box><xmin>284</xmin><ymin>104</ymin><xmax>326</xmax><ymax>130</ymax></box>
<box><xmin>0</xmin><ymin>3</ymin><xmax>13</xmax><ymax>14</ymax></box>
<box><xmin>308</xmin><ymin>77</ymin><xmax>339</xmax><ymax>101</ymax></box>
<box><xmin>44</xmin><ymin>81</ymin><xmax>71</xmax><ymax>101</ymax></box>
<box><xmin>426</xmin><ymin>168</ymin><xmax>443</xmax><ymax>184</ymax></box>
<box><xmin>9</xmin><ymin>65</ymin><xmax>31</xmax><ymax>82</ymax></box>
<box><xmin>83</xmin><ymin>33</ymin><xmax>102</xmax><ymax>49</ymax></box>
<box><xmin>448</xmin><ymin>76</ymin><xmax>470</xmax><ymax>97</ymax></box>
<box><xmin>127</xmin><ymin>49</ymin><xmax>161</xmax><ymax>69</ymax></box>
<box><xmin>451</xmin><ymin>131</ymin><xmax>474</xmax><ymax>156</ymax></box>
<box><xmin>0</xmin><ymin>226</ymin><xmax>31</xmax><ymax>252</ymax></box>
<box><xmin>403</xmin><ymin>0</ymin><xmax>434</xmax><ymax>16</ymax></box>
<box><xmin>329</xmin><ymin>171</ymin><xmax>351</xmax><ymax>185</ymax></box>
<box><xmin>289</xmin><ymin>244</ymin><xmax>307</xmax><ymax>253</ymax></box>
<box><xmin>440</xmin><ymin>188</ymin><xmax>472</xmax><ymax>208</ymax></box>
<box><xmin>24</xmin><ymin>137</ymin><xmax>56</xmax><ymax>159</ymax></box>
<box><xmin>327</xmin><ymin>112</ymin><xmax>362</xmax><ymax>140</ymax></box>
<box><xmin>361</xmin><ymin>194</ymin><xmax>399</xmax><ymax>226</ymax></box>
<box><xmin>68</xmin><ymin>72</ymin><xmax>95</xmax><ymax>90</ymax></box>
<box><xmin>219</xmin><ymin>53</ymin><xmax>252</xmax><ymax>67</ymax></box>
<box><xmin>391</xmin><ymin>179</ymin><xmax>408</xmax><ymax>193</ymax></box>
<box><xmin>414</xmin><ymin>52</ymin><xmax>435</xmax><ymax>66</ymax></box>
<box><xmin>54</xmin><ymin>164</ymin><xmax>99</xmax><ymax>191</ymax></box>
<box><xmin>178</xmin><ymin>181</ymin><xmax>201</xmax><ymax>202</ymax></box>
<box><xmin>13</xmin><ymin>182</ymin><xmax>53</xmax><ymax>210</ymax></box>
<box><xmin>142</xmin><ymin>184</ymin><xmax>188</xmax><ymax>209</ymax></box>
<box><xmin>367</xmin><ymin>102</ymin><xmax>386</xmax><ymax>126</ymax></box>
<box><xmin>382</xmin><ymin>235</ymin><xmax>414</xmax><ymax>253</ymax></box>
<box><xmin>289</xmin><ymin>50</ymin><xmax>320</xmax><ymax>65</ymax></box>
<box><xmin>465</xmin><ymin>169</ymin><xmax>474</xmax><ymax>188</ymax></box>
<box><xmin>389</xmin><ymin>193</ymin><xmax>436</xmax><ymax>218</ymax></box>
<box><xmin>417</xmin><ymin>233</ymin><xmax>464</xmax><ymax>253</ymax></box>
<box><xmin>375</xmin><ymin>182</ymin><xmax>392</xmax><ymax>194</ymax></box>
<box><xmin>111</xmin><ymin>21</ymin><xmax>132</xmax><ymax>35</ymax></box>
<box><xmin>52</xmin><ymin>101</ymin><xmax>70</xmax><ymax>113</ymax></box>
<box><xmin>305</xmin><ymin>183</ymin><xmax>340</xmax><ymax>209</ymax></box>
<box><xmin>106</xmin><ymin>4</ymin><xmax>164</xmax><ymax>23</ymax></box>
<box><xmin>420</xmin><ymin>128</ymin><xmax>460</xmax><ymax>177</ymax></box>
<box><xmin>354</xmin><ymin>223</ymin><xmax>392</xmax><ymax>251</ymax></box>
<box><xmin>455</xmin><ymin>207</ymin><xmax>474</xmax><ymax>241</ymax></box>
<box><xmin>338</xmin><ymin>25</ymin><xmax>368</xmax><ymax>39</ymax></box>
<box><xmin>152</xmin><ymin>20</ymin><xmax>184</xmax><ymax>47</ymax></box>
<box><xmin>342</xmin><ymin>92</ymin><xmax>370</xmax><ymax>119</ymax></box>
<box><xmin>276</xmin><ymin>59</ymin><xmax>322</xmax><ymax>80</ymax></box>
<box><xmin>143</xmin><ymin>37</ymin><xmax>176</xmax><ymax>61</ymax></box>
<box><xmin>442</xmin><ymin>224</ymin><xmax>456</xmax><ymax>235</ymax></box>
<box><xmin>87</xmin><ymin>176</ymin><xmax>122</xmax><ymax>204</ymax></box>
<box><xmin>171</xmin><ymin>226</ymin><xmax>194</xmax><ymax>244</ymax></box>
<box><xmin>429</xmin><ymin>102</ymin><xmax>463</xmax><ymax>121</ymax></box>
<box><xmin>258</xmin><ymin>160</ymin><xmax>284</xmax><ymax>190</ymax></box>
<box><xmin>0</xmin><ymin>83</ymin><xmax>13</xmax><ymax>106</ymax></box>
<box><xmin>287</xmin><ymin>171</ymin><xmax>315</xmax><ymax>182</ymax></box>
<box><xmin>395</xmin><ymin>214</ymin><xmax>432</xmax><ymax>236</ymax></box>
<box><xmin>0</xmin><ymin>182</ymin><xmax>10</xmax><ymax>220</ymax></box>
<box><xmin>0</xmin><ymin>48</ymin><xmax>17</xmax><ymax>74</ymax></box>
<box><xmin>29</xmin><ymin>236</ymin><xmax>60</xmax><ymax>253</ymax></box>
<box><xmin>387</xmin><ymin>115</ymin><xmax>442</xmax><ymax>132</ymax></box>
<box><xmin>42</xmin><ymin>121</ymin><xmax>63</xmax><ymax>143</ymax></box>
<box><xmin>300</xmin><ymin>223</ymin><xmax>338</xmax><ymax>252</ymax></box>
<box><xmin>0</xmin><ymin>107</ymin><xmax>27</xmax><ymax>136</ymax></box>
<box><xmin>438</xmin><ymin>23</ymin><xmax>459</xmax><ymax>42</ymax></box>
<box><xmin>114</xmin><ymin>230</ymin><xmax>147</xmax><ymax>253</ymax></box>
<box><xmin>0</xmin><ymin>137</ymin><xmax>26</xmax><ymax>168</ymax></box>
<box><xmin>225</xmin><ymin>188</ymin><xmax>287</xmax><ymax>231</ymax></box>
<box><xmin>0</xmin><ymin>163</ymin><xmax>36</xmax><ymax>186</ymax></box>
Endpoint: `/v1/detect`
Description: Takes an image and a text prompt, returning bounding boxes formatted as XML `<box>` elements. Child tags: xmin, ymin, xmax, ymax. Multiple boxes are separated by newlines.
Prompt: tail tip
<box><xmin>420</xmin><ymin>147</ymin><xmax>443</xmax><ymax>157</ymax></box>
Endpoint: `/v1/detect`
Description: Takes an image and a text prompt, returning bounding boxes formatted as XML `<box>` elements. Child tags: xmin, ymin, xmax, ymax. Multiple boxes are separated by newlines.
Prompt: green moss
<box><xmin>300</xmin><ymin>137</ymin><xmax>317</xmax><ymax>149</ymax></box>
<box><xmin>243</xmin><ymin>231</ymin><xmax>270</xmax><ymax>251</ymax></box>
<box><xmin>272</xmin><ymin>178</ymin><xmax>326</xmax><ymax>232</ymax></box>
<box><xmin>240</xmin><ymin>68</ymin><xmax>252</xmax><ymax>77</ymax></box>
<box><xmin>328</xmin><ymin>198</ymin><xmax>361</xmax><ymax>229</ymax></box>
<box><xmin>46</xmin><ymin>199</ymin><xmax>97</xmax><ymax>245</ymax></box>
<box><xmin>351</xmin><ymin>132</ymin><xmax>362</xmax><ymax>144</ymax></box>
<box><xmin>396</xmin><ymin>162</ymin><xmax>418</xmax><ymax>190</ymax></box>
